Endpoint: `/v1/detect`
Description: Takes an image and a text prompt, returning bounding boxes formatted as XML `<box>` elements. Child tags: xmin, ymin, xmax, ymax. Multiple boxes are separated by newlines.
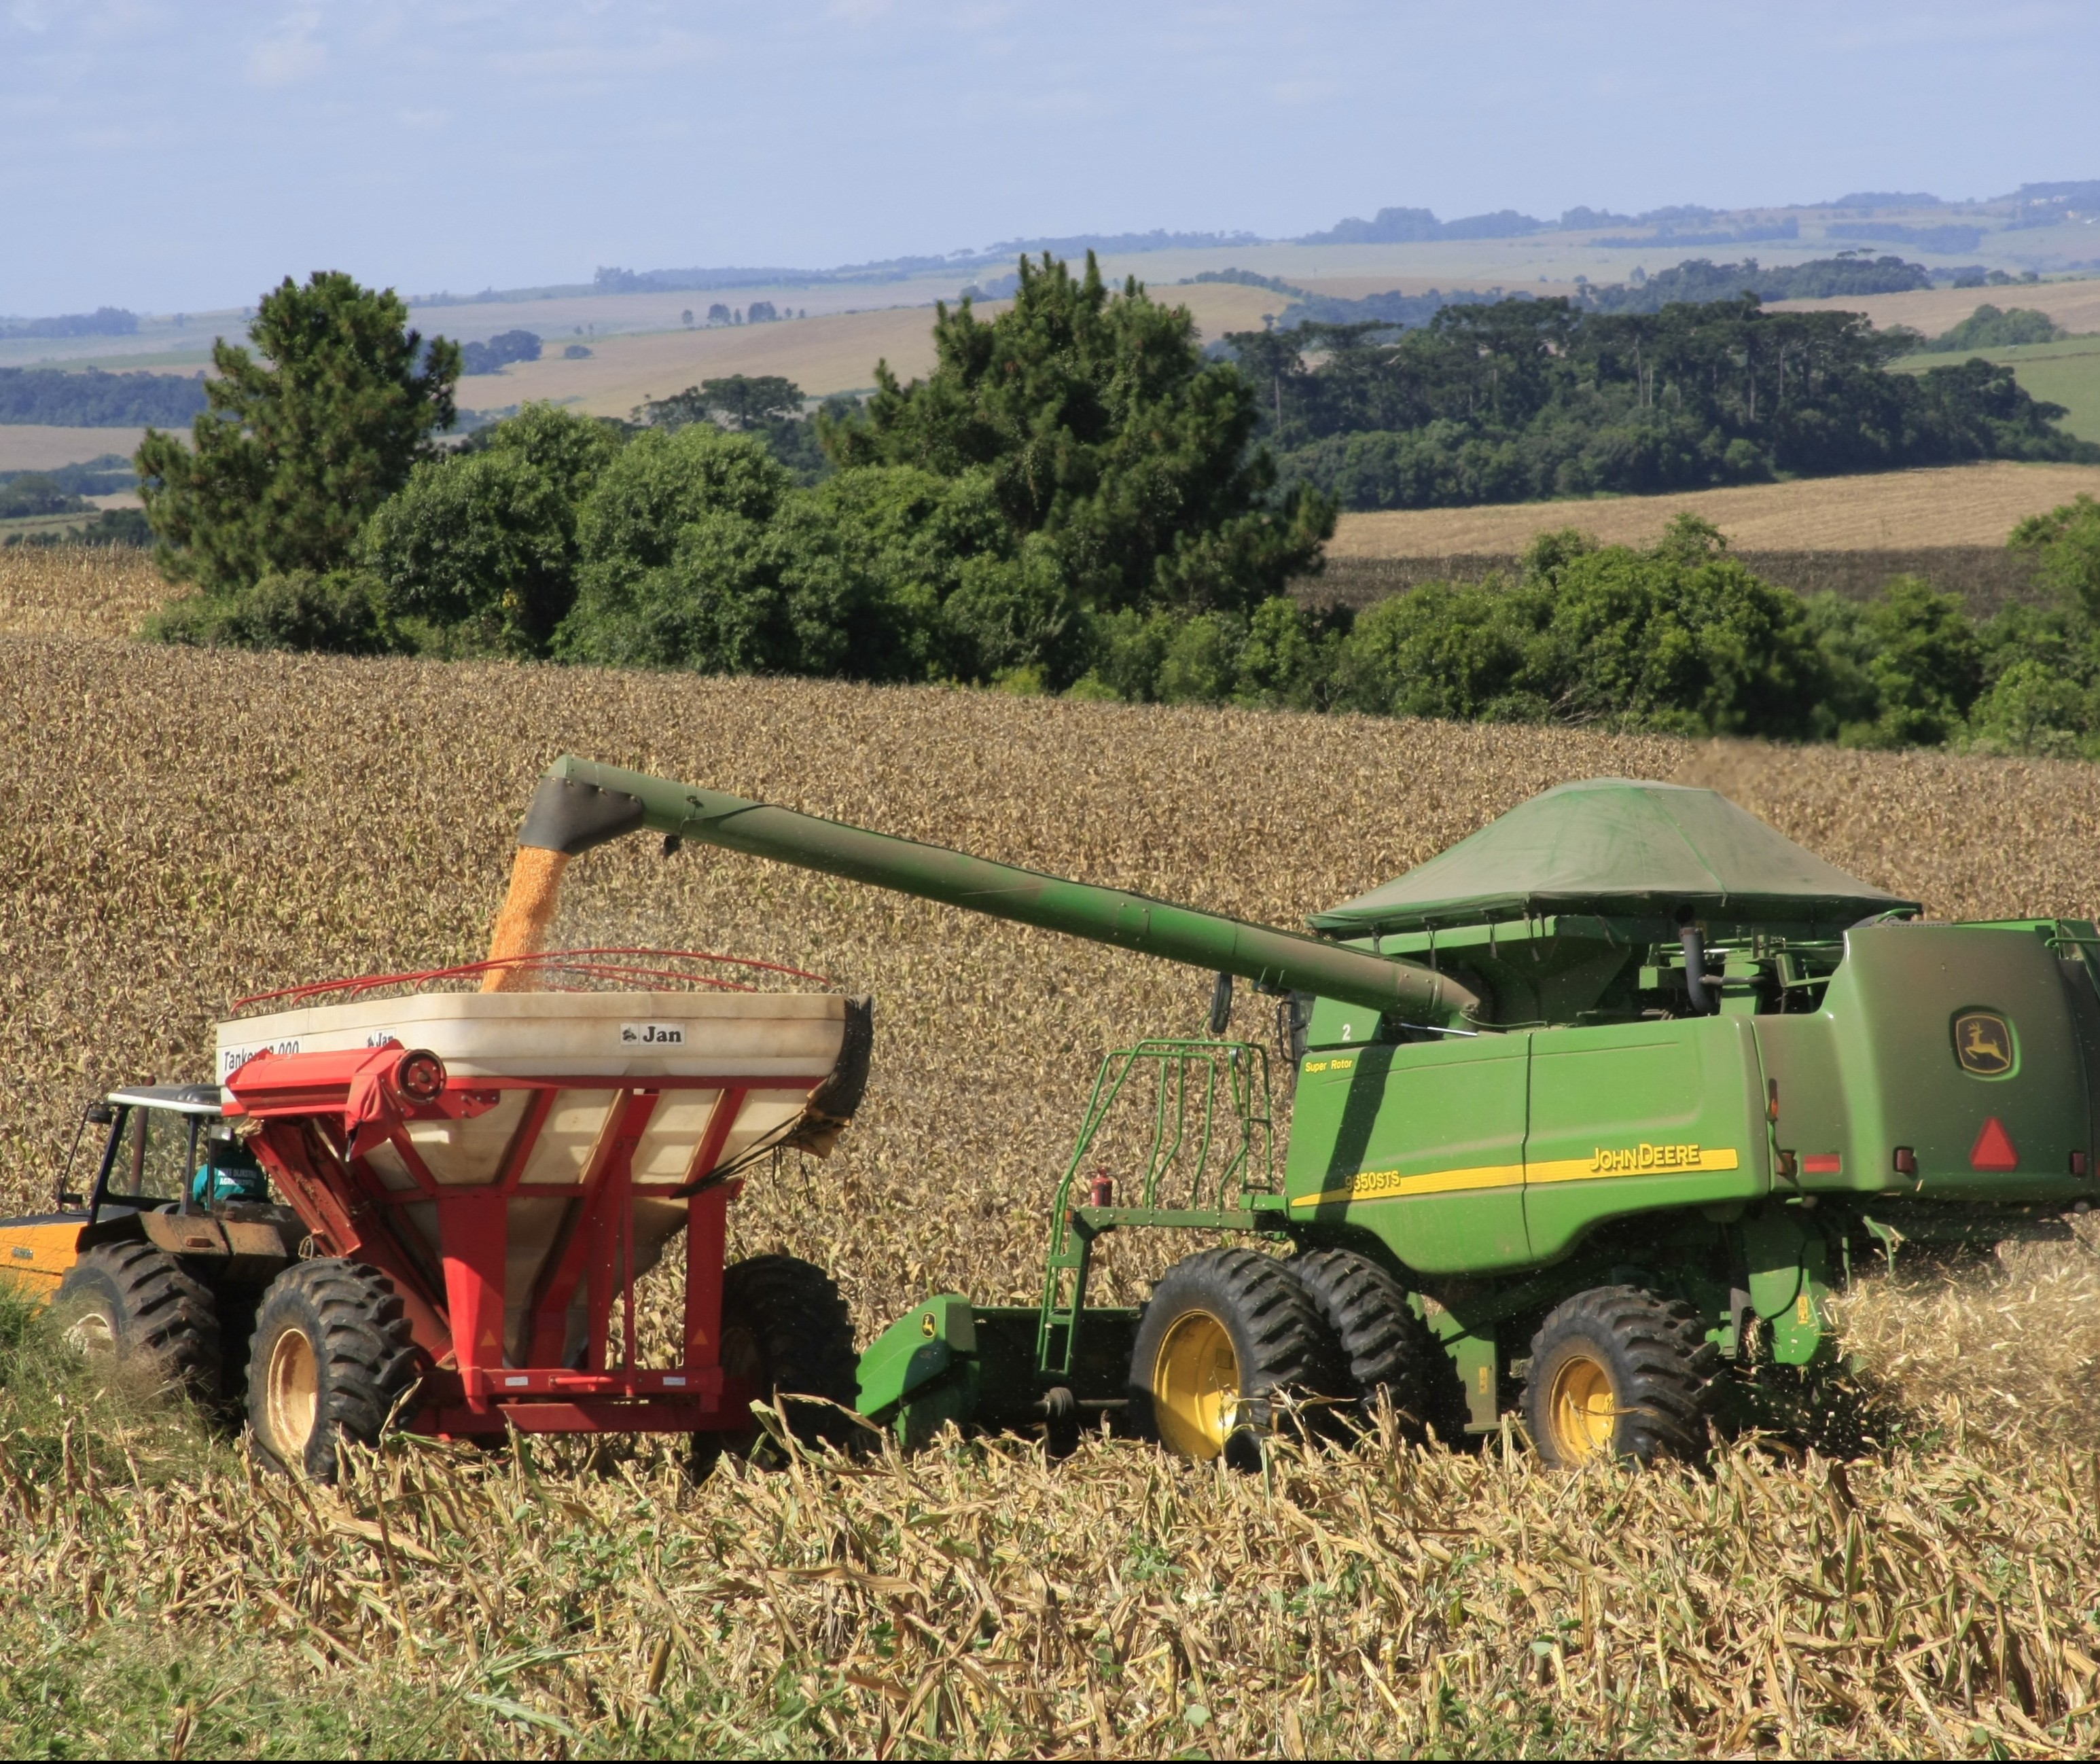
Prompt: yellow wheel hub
<box><xmin>265</xmin><ymin>1326</ymin><xmax>321</xmax><ymax>1460</ymax></box>
<box><xmin>1152</xmin><ymin>1309</ymin><xmax>1241</xmax><ymax>1460</ymax></box>
<box><xmin>1546</xmin><ymin>1350</ymin><xmax>1618</xmax><ymax>1462</ymax></box>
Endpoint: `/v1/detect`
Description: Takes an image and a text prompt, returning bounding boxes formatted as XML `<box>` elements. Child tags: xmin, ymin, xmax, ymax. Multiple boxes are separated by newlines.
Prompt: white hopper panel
<box><xmin>216</xmin><ymin>990</ymin><xmax>853</xmax><ymax>1085</ymax></box>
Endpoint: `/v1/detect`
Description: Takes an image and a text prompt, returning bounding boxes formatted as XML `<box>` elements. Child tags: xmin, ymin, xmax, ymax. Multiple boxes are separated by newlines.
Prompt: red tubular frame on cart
<box><xmin>221</xmin><ymin>1045</ymin><xmax>796</xmax><ymax>1435</ymax></box>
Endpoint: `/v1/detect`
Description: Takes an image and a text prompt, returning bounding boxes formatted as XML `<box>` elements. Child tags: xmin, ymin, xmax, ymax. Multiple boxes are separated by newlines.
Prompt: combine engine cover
<box><xmin>1757</xmin><ymin>925</ymin><xmax>2095</xmax><ymax>1204</ymax></box>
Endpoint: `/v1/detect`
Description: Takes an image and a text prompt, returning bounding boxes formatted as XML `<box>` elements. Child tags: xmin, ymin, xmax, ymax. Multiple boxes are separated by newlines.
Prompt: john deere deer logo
<box><xmin>1953</xmin><ymin>1011</ymin><xmax>2014</xmax><ymax>1077</ymax></box>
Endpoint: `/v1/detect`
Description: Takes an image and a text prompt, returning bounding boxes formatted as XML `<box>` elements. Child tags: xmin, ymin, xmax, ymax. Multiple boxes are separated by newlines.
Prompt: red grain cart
<box><xmin>28</xmin><ymin>953</ymin><xmax>871</xmax><ymax>1481</ymax></box>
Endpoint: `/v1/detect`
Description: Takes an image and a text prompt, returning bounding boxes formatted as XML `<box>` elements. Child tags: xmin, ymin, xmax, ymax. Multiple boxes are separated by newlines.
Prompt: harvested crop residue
<box><xmin>5</xmin><ymin>564</ymin><xmax>2100</xmax><ymax>1754</ymax></box>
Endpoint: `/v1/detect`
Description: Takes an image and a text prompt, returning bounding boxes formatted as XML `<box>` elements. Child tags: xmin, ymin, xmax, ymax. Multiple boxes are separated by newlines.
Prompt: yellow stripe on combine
<box><xmin>1528</xmin><ymin>1145</ymin><xmax>1740</xmax><ymax>1184</ymax></box>
<box><xmin>1292</xmin><ymin>1144</ymin><xmax>1741</xmax><ymax>1209</ymax></box>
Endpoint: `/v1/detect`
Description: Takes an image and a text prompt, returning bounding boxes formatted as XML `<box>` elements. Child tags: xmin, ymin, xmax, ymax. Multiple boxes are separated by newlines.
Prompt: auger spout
<box><xmin>485</xmin><ymin>755</ymin><xmax>1483</xmax><ymax>1023</ymax></box>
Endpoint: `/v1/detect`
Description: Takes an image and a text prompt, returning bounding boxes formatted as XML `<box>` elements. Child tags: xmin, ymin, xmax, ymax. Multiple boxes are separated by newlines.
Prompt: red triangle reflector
<box><xmin>1970</xmin><ymin>1117</ymin><xmax>2018</xmax><ymax>1172</ymax></box>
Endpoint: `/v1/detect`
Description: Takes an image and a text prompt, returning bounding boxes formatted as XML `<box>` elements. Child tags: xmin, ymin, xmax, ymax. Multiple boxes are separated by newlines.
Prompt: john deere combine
<box><xmin>503</xmin><ymin>759</ymin><xmax>2098</xmax><ymax>1468</ymax></box>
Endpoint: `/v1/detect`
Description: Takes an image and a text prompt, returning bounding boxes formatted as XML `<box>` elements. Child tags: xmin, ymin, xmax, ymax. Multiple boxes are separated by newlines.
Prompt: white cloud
<box><xmin>247</xmin><ymin>8</ymin><xmax>325</xmax><ymax>87</ymax></box>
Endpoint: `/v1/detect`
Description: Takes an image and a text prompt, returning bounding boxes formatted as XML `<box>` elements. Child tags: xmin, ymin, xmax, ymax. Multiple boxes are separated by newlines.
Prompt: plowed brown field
<box><xmin>3</xmin><ymin>549</ymin><xmax>2100</xmax><ymax>1756</ymax></box>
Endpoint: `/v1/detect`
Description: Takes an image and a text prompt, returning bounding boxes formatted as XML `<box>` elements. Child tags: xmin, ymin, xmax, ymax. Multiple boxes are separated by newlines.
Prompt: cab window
<box><xmin>103</xmin><ymin>1109</ymin><xmax>196</xmax><ymax>1205</ymax></box>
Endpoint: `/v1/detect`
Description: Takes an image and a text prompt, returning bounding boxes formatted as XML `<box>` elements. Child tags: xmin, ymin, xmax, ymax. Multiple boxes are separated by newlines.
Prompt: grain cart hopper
<box><xmin>5</xmin><ymin>950</ymin><xmax>870</xmax><ymax>1480</ymax></box>
<box><xmin>507</xmin><ymin>757</ymin><xmax>2100</xmax><ymax>1469</ymax></box>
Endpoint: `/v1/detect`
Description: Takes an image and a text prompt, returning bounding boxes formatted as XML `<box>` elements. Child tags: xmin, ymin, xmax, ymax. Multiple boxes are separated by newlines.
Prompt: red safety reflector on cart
<box><xmin>1970</xmin><ymin>1117</ymin><xmax>2018</xmax><ymax>1172</ymax></box>
<box><xmin>1801</xmin><ymin>1153</ymin><xmax>1842</xmax><ymax>1175</ymax></box>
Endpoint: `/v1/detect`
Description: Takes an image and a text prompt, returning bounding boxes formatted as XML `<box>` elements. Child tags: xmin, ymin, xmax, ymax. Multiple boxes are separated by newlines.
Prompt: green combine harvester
<box><xmin>516</xmin><ymin>758</ymin><xmax>2098</xmax><ymax>1468</ymax></box>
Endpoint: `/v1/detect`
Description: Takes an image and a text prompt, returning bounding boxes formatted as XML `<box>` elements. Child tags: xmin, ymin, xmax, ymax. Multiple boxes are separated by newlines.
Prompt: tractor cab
<box><xmin>61</xmin><ymin>1084</ymin><xmax>238</xmax><ymax>1219</ymax></box>
<box><xmin>0</xmin><ymin>1084</ymin><xmax>306</xmax><ymax>1308</ymax></box>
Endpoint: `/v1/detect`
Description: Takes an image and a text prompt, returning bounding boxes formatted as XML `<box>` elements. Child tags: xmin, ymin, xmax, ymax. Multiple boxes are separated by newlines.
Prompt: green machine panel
<box><xmin>1523</xmin><ymin>1018</ymin><xmax>1767</xmax><ymax>1263</ymax></box>
<box><xmin>1287</xmin><ymin>1033</ymin><xmax>1532</xmax><ymax>1274</ymax></box>
<box><xmin>1823</xmin><ymin>925</ymin><xmax>2092</xmax><ymax>1201</ymax></box>
<box><xmin>1753</xmin><ymin>1013</ymin><xmax>1849</xmax><ymax>1188</ymax></box>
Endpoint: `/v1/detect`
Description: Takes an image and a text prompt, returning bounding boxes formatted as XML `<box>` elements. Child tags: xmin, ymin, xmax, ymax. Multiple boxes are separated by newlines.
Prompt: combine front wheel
<box><xmin>55</xmin><ymin>1242</ymin><xmax>222</xmax><ymax>1403</ymax></box>
<box><xmin>1287</xmin><ymin>1248</ymin><xmax>1462</xmax><ymax>1447</ymax></box>
<box><xmin>245</xmin><ymin>1260</ymin><xmax>418</xmax><ymax>1481</ymax></box>
<box><xmin>1523</xmin><ymin>1285</ymin><xmax>1715</xmax><ymax>1469</ymax></box>
<box><xmin>1128</xmin><ymin>1247</ymin><xmax>1340</xmax><ymax>1469</ymax></box>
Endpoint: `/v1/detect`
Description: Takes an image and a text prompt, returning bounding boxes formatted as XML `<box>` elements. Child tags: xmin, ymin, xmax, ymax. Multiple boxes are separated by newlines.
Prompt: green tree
<box><xmin>2011</xmin><ymin>493</ymin><xmax>2100</xmax><ymax>620</ymax></box>
<box><xmin>558</xmin><ymin>425</ymin><xmax>796</xmax><ymax>666</ymax></box>
<box><xmin>827</xmin><ymin>252</ymin><xmax>1332</xmax><ymax>630</ymax></box>
<box><xmin>1967</xmin><ymin>659</ymin><xmax>2096</xmax><ymax>757</ymax></box>
<box><xmin>1328</xmin><ymin>516</ymin><xmax>1826</xmax><ymax>737</ymax></box>
<box><xmin>637</xmin><ymin>376</ymin><xmax>804</xmax><ymax>432</ymax></box>
<box><xmin>1842</xmin><ymin>576</ymin><xmax>1983</xmax><ymax>746</ymax></box>
<box><xmin>1923</xmin><ymin>304</ymin><xmax>2064</xmax><ymax>353</ymax></box>
<box><xmin>137</xmin><ymin>272</ymin><xmax>459</xmax><ymax>594</ymax></box>
<box><xmin>358</xmin><ymin>404</ymin><xmax>620</xmax><ymax>655</ymax></box>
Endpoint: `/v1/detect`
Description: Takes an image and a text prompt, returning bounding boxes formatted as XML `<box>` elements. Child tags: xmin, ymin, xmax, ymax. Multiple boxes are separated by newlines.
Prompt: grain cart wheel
<box><xmin>245</xmin><ymin>1260</ymin><xmax>417</xmax><ymax>1482</ymax></box>
<box><xmin>54</xmin><ymin>1242</ymin><xmax>222</xmax><ymax>1403</ymax></box>
<box><xmin>1287</xmin><ymin>1248</ymin><xmax>1463</xmax><ymax>1447</ymax></box>
<box><xmin>1128</xmin><ymin>1246</ymin><xmax>1341</xmax><ymax>1469</ymax></box>
<box><xmin>1523</xmin><ymin>1285</ymin><xmax>1717</xmax><ymax>1469</ymax></box>
<box><xmin>692</xmin><ymin>1254</ymin><xmax>859</xmax><ymax>1478</ymax></box>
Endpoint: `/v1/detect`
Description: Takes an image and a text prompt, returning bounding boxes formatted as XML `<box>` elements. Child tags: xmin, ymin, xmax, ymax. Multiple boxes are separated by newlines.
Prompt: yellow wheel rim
<box><xmin>265</xmin><ymin>1327</ymin><xmax>321</xmax><ymax>1462</ymax></box>
<box><xmin>1546</xmin><ymin>1350</ymin><xmax>1618</xmax><ymax>1462</ymax></box>
<box><xmin>1152</xmin><ymin>1309</ymin><xmax>1241</xmax><ymax>1460</ymax></box>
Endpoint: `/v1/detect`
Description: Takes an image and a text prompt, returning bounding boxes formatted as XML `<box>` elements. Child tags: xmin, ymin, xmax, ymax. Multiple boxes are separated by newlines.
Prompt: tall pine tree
<box><xmin>138</xmin><ymin>272</ymin><xmax>460</xmax><ymax>594</ymax></box>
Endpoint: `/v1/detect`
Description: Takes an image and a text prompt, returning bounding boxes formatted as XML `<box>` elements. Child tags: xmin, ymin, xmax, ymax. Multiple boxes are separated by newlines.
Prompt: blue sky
<box><xmin>1</xmin><ymin>0</ymin><xmax>2093</xmax><ymax>315</ymax></box>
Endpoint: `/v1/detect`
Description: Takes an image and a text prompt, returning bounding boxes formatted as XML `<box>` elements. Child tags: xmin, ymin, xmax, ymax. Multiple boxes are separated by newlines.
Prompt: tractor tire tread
<box><xmin>1130</xmin><ymin>1246</ymin><xmax>1344</xmax><ymax>1459</ymax></box>
<box><xmin>720</xmin><ymin>1254</ymin><xmax>859</xmax><ymax>1450</ymax></box>
<box><xmin>1525</xmin><ymin>1284</ymin><xmax>1717</xmax><ymax>1467</ymax></box>
<box><xmin>1287</xmin><ymin>1247</ymin><xmax>1461</xmax><ymax>1445</ymax></box>
<box><xmin>56</xmin><ymin>1241</ymin><xmax>222</xmax><ymax>1402</ymax></box>
<box><xmin>247</xmin><ymin>1259</ymin><xmax>418</xmax><ymax>1480</ymax></box>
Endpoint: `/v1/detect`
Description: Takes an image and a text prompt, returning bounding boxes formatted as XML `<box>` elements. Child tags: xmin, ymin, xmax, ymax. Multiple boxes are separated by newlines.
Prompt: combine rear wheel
<box><xmin>1523</xmin><ymin>1285</ymin><xmax>1715</xmax><ymax>1469</ymax></box>
<box><xmin>246</xmin><ymin>1260</ymin><xmax>418</xmax><ymax>1481</ymax></box>
<box><xmin>1287</xmin><ymin>1248</ymin><xmax>1461</xmax><ymax>1446</ymax></box>
<box><xmin>692</xmin><ymin>1254</ymin><xmax>859</xmax><ymax>1477</ymax></box>
<box><xmin>55</xmin><ymin>1242</ymin><xmax>222</xmax><ymax>1403</ymax></box>
<box><xmin>1128</xmin><ymin>1247</ymin><xmax>1341</xmax><ymax>1469</ymax></box>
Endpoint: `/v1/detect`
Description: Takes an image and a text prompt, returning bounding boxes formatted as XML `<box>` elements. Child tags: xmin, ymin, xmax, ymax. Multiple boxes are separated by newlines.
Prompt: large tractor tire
<box><xmin>1128</xmin><ymin>1246</ymin><xmax>1342</xmax><ymax>1469</ymax></box>
<box><xmin>1523</xmin><ymin>1285</ymin><xmax>1717</xmax><ymax>1469</ymax></box>
<box><xmin>692</xmin><ymin>1254</ymin><xmax>859</xmax><ymax>1478</ymax></box>
<box><xmin>246</xmin><ymin>1260</ymin><xmax>418</xmax><ymax>1482</ymax></box>
<box><xmin>55</xmin><ymin>1242</ymin><xmax>222</xmax><ymax>1403</ymax></box>
<box><xmin>1287</xmin><ymin>1247</ymin><xmax>1463</xmax><ymax>1447</ymax></box>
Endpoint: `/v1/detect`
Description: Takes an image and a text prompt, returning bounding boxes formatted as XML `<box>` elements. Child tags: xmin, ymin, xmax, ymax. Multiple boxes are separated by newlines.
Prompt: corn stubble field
<box><xmin>6</xmin><ymin>545</ymin><xmax>2100</xmax><ymax>1757</ymax></box>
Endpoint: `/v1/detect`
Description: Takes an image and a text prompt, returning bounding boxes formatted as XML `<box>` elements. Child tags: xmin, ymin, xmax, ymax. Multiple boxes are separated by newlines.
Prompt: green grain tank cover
<box><xmin>1309</xmin><ymin>778</ymin><xmax>1917</xmax><ymax>935</ymax></box>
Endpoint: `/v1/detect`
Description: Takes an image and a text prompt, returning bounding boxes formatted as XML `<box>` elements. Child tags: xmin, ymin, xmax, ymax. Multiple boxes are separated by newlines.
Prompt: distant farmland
<box><xmin>1325</xmin><ymin>461</ymin><xmax>2100</xmax><ymax>556</ymax></box>
<box><xmin>462</xmin><ymin>281</ymin><xmax>1279</xmax><ymax>417</ymax></box>
<box><xmin>1769</xmin><ymin>275</ymin><xmax>2100</xmax><ymax>338</ymax></box>
<box><xmin>1312</xmin><ymin>460</ymin><xmax>2100</xmax><ymax>612</ymax></box>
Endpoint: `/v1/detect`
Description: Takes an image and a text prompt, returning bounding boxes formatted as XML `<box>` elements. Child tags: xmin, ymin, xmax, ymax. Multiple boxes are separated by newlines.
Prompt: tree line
<box><xmin>132</xmin><ymin>264</ymin><xmax>2100</xmax><ymax>758</ymax></box>
<box><xmin>1126</xmin><ymin>503</ymin><xmax>2100</xmax><ymax>759</ymax></box>
<box><xmin>1226</xmin><ymin>294</ymin><xmax>2095</xmax><ymax>510</ymax></box>
<box><xmin>139</xmin><ymin>262</ymin><xmax>1326</xmax><ymax>687</ymax></box>
<box><xmin>0</xmin><ymin>367</ymin><xmax>207</xmax><ymax>427</ymax></box>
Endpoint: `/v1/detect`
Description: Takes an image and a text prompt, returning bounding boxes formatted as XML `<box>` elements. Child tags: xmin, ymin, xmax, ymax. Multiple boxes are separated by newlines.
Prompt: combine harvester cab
<box><xmin>501</xmin><ymin>759</ymin><xmax>2100</xmax><ymax>1471</ymax></box>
